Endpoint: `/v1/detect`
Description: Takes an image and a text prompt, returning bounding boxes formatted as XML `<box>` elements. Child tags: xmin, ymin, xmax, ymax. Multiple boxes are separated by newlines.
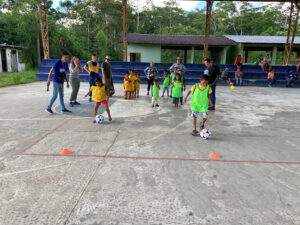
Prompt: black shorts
<box><xmin>173</xmin><ymin>97</ymin><xmax>180</xmax><ymax>105</ymax></box>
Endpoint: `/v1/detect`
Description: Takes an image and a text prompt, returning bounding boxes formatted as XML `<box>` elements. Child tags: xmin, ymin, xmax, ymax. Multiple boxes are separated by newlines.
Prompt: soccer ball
<box><xmin>95</xmin><ymin>114</ymin><xmax>104</xmax><ymax>124</ymax></box>
<box><xmin>200</xmin><ymin>129</ymin><xmax>211</xmax><ymax>139</ymax></box>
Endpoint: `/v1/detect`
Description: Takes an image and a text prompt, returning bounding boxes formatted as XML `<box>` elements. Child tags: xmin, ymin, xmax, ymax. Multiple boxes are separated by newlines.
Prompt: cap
<box><xmin>105</xmin><ymin>56</ymin><xmax>110</xmax><ymax>59</ymax></box>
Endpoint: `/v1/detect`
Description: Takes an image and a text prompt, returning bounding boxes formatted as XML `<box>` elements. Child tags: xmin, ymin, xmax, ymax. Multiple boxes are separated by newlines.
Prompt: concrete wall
<box><xmin>127</xmin><ymin>44</ymin><xmax>161</xmax><ymax>63</ymax></box>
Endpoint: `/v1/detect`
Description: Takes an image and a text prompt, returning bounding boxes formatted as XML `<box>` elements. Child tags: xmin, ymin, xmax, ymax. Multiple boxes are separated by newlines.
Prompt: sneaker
<box><xmin>70</xmin><ymin>102</ymin><xmax>74</xmax><ymax>107</ymax></box>
<box><xmin>191</xmin><ymin>130</ymin><xmax>199</xmax><ymax>136</ymax></box>
<box><xmin>155</xmin><ymin>104</ymin><xmax>159</xmax><ymax>107</ymax></box>
<box><xmin>45</xmin><ymin>108</ymin><xmax>53</xmax><ymax>114</ymax></box>
<box><xmin>208</xmin><ymin>107</ymin><xmax>215</xmax><ymax>111</ymax></box>
<box><xmin>89</xmin><ymin>97</ymin><xmax>92</xmax><ymax>102</ymax></box>
<box><xmin>74</xmin><ymin>101</ymin><xmax>80</xmax><ymax>105</ymax></box>
<box><xmin>147</xmin><ymin>92</ymin><xmax>149</xmax><ymax>96</ymax></box>
<box><xmin>62</xmin><ymin>109</ymin><xmax>71</xmax><ymax>113</ymax></box>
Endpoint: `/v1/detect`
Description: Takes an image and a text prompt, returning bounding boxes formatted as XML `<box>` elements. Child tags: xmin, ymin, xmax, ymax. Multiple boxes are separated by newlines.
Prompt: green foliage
<box><xmin>0</xmin><ymin>70</ymin><xmax>38</xmax><ymax>87</ymax></box>
<box><xmin>0</xmin><ymin>0</ymin><xmax>298</xmax><ymax>66</ymax></box>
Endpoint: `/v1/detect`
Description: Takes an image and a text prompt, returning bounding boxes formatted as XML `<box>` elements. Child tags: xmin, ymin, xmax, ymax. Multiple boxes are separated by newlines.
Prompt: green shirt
<box><xmin>191</xmin><ymin>83</ymin><xmax>209</xmax><ymax>113</ymax></box>
<box><xmin>172</xmin><ymin>81</ymin><xmax>182</xmax><ymax>98</ymax></box>
<box><xmin>152</xmin><ymin>85</ymin><xmax>159</xmax><ymax>98</ymax></box>
<box><xmin>163</xmin><ymin>75</ymin><xmax>170</xmax><ymax>88</ymax></box>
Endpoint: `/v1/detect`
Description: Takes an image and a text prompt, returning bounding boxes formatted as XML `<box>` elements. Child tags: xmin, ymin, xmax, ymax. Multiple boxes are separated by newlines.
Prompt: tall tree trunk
<box><xmin>35</xmin><ymin>3</ymin><xmax>41</xmax><ymax>66</ymax></box>
<box><xmin>283</xmin><ymin>1</ymin><xmax>293</xmax><ymax>65</ymax></box>
<box><xmin>287</xmin><ymin>2</ymin><xmax>299</xmax><ymax>65</ymax></box>
<box><xmin>37</xmin><ymin>0</ymin><xmax>50</xmax><ymax>59</ymax></box>
<box><xmin>203</xmin><ymin>0</ymin><xmax>214</xmax><ymax>60</ymax></box>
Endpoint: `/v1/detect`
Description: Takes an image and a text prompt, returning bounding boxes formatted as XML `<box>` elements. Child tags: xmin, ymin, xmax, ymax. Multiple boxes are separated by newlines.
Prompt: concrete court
<box><xmin>0</xmin><ymin>81</ymin><xmax>300</xmax><ymax>225</ymax></box>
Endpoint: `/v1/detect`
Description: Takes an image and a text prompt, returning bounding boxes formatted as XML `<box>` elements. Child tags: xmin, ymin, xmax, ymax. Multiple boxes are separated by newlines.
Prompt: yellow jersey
<box><xmin>90</xmin><ymin>85</ymin><xmax>107</xmax><ymax>102</ymax></box>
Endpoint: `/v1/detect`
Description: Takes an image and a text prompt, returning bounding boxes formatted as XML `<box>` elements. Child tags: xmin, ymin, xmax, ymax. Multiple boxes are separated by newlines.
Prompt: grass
<box><xmin>0</xmin><ymin>70</ymin><xmax>38</xmax><ymax>87</ymax></box>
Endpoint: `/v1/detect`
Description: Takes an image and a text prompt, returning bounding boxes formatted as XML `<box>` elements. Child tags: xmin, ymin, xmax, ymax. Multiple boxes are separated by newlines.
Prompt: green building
<box><xmin>125</xmin><ymin>33</ymin><xmax>300</xmax><ymax>65</ymax></box>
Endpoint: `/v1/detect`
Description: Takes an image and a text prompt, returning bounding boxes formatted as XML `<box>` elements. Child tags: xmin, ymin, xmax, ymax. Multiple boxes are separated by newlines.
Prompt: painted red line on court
<box><xmin>16</xmin><ymin>119</ymin><xmax>72</xmax><ymax>155</ymax></box>
<box><xmin>20</xmin><ymin>152</ymin><xmax>300</xmax><ymax>165</ymax></box>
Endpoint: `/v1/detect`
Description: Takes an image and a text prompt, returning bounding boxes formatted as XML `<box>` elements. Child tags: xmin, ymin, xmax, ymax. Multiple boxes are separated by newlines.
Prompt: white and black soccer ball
<box><xmin>95</xmin><ymin>114</ymin><xmax>104</xmax><ymax>124</ymax></box>
<box><xmin>200</xmin><ymin>128</ymin><xmax>211</xmax><ymax>139</ymax></box>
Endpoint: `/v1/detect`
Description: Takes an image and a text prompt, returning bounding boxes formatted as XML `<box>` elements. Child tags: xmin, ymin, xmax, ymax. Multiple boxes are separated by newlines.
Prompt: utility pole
<box><xmin>203</xmin><ymin>0</ymin><xmax>213</xmax><ymax>61</ymax></box>
<box><xmin>37</xmin><ymin>0</ymin><xmax>50</xmax><ymax>59</ymax></box>
<box><xmin>122</xmin><ymin>0</ymin><xmax>127</xmax><ymax>62</ymax></box>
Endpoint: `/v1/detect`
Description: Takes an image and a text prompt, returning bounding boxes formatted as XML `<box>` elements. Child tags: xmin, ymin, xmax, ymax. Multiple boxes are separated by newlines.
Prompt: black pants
<box><xmin>147</xmin><ymin>79</ymin><xmax>154</xmax><ymax>92</ymax></box>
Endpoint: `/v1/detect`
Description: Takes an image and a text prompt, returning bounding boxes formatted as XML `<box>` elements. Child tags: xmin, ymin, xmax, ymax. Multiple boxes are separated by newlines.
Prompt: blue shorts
<box><xmin>192</xmin><ymin>111</ymin><xmax>208</xmax><ymax>119</ymax></box>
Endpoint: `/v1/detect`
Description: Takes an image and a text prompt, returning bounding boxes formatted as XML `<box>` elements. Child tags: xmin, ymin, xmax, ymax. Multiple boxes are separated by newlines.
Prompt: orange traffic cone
<box><xmin>208</xmin><ymin>152</ymin><xmax>221</xmax><ymax>159</ymax></box>
<box><xmin>60</xmin><ymin>149</ymin><xmax>72</xmax><ymax>155</ymax></box>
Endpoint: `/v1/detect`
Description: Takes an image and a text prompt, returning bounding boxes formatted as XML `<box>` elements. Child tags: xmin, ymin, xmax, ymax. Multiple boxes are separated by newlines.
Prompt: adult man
<box><xmin>204</xmin><ymin>58</ymin><xmax>219</xmax><ymax>111</ymax></box>
<box><xmin>169</xmin><ymin>57</ymin><xmax>187</xmax><ymax>75</ymax></box>
<box><xmin>263</xmin><ymin>54</ymin><xmax>272</xmax><ymax>72</ymax></box>
<box><xmin>144</xmin><ymin>61</ymin><xmax>158</xmax><ymax>95</ymax></box>
<box><xmin>84</xmin><ymin>53</ymin><xmax>100</xmax><ymax>102</ymax></box>
<box><xmin>101</xmin><ymin>56</ymin><xmax>113</xmax><ymax>97</ymax></box>
<box><xmin>45</xmin><ymin>52</ymin><xmax>71</xmax><ymax>113</ymax></box>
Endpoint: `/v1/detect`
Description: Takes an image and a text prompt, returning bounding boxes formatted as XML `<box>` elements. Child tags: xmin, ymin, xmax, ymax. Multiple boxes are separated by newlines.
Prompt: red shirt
<box><xmin>235</xmin><ymin>56</ymin><xmax>242</xmax><ymax>64</ymax></box>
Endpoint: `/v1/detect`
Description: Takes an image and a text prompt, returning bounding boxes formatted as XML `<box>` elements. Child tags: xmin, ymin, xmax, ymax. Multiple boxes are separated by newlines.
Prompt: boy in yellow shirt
<box><xmin>183</xmin><ymin>75</ymin><xmax>213</xmax><ymax>136</ymax></box>
<box><xmin>84</xmin><ymin>77</ymin><xmax>112</xmax><ymax>123</ymax></box>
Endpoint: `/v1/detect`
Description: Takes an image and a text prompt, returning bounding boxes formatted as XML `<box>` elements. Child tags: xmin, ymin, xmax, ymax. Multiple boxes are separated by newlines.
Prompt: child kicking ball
<box><xmin>183</xmin><ymin>75</ymin><xmax>213</xmax><ymax>136</ymax></box>
<box><xmin>84</xmin><ymin>77</ymin><xmax>112</xmax><ymax>123</ymax></box>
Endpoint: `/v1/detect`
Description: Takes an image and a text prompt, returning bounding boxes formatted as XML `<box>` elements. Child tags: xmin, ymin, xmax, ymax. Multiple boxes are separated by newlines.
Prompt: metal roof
<box><xmin>0</xmin><ymin>43</ymin><xmax>25</xmax><ymax>49</ymax></box>
<box><xmin>225</xmin><ymin>35</ymin><xmax>300</xmax><ymax>45</ymax></box>
<box><xmin>124</xmin><ymin>33</ymin><xmax>236</xmax><ymax>46</ymax></box>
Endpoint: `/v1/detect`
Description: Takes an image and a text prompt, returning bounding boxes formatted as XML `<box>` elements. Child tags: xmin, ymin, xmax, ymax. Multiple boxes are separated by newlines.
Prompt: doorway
<box><xmin>1</xmin><ymin>49</ymin><xmax>7</xmax><ymax>72</ymax></box>
<box><xmin>11</xmin><ymin>50</ymin><xmax>18</xmax><ymax>72</ymax></box>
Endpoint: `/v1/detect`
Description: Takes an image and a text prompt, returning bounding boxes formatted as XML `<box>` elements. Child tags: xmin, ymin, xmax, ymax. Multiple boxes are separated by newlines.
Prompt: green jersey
<box><xmin>172</xmin><ymin>81</ymin><xmax>182</xmax><ymax>98</ymax></box>
<box><xmin>163</xmin><ymin>75</ymin><xmax>170</xmax><ymax>88</ymax></box>
<box><xmin>152</xmin><ymin>85</ymin><xmax>159</xmax><ymax>98</ymax></box>
<box><xmin>191</xmin><ymin>83</ymin><xmax>209</xmax><ymax>113</ymax></box>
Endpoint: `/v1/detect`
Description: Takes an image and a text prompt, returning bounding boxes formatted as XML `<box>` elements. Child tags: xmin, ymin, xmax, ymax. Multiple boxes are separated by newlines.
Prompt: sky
<box><xmin>51</xmin><ymin>0</ymin><xmax>285</xmax><ymax>12</ymax></box>
<box><xmin>52</xmin><ymin>0</ymin><xmax>205</xmax><ymax>11</ymax></box>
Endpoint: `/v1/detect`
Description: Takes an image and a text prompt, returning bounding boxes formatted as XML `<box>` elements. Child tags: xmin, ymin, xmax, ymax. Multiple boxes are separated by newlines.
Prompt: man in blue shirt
<box><xmin>45</xmin><ymin>52</ymin><xmax>71</xmax><ymax>113</ymax></box>
<box><xmin>286</xmin><ymin>69</ymin><xmax>295</xmax><ymax>88</ymax></box>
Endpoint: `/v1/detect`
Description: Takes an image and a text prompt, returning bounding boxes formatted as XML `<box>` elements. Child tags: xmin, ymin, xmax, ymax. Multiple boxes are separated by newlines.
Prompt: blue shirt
<box><xmin>85</xmin><ymin>61</ymin><xmax>100</xmax><ymax>79</ymax></box>
<box><xmin>286</xmin><ymin>72</ymin><xmax>294</xmax><ymax>79</ymax></box>
<box><xmin>52</xmin><ymin>60</ymin><xmax>69</xmax><ymax>83</ymax></box>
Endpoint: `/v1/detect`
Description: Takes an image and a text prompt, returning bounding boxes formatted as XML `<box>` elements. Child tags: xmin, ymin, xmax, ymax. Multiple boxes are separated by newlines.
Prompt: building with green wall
<box><xmin>124</xmin><ymin>34</ymin><xmax>300</xmax><ymax>65</ymax></box>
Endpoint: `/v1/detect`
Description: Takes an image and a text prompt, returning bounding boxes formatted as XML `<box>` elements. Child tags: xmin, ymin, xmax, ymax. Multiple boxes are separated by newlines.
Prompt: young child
<box><xmin>235</xmin><ymin>68</ymin><xmax>243</xmax><ymax>86</ymax></box>
<box><xmin>162</xmin><ymin>70</ymin><xmax>170</xmax><ymax>97</ymax></box>
<box><xmin>151</xmin><ymin>79</ymin><xmax>160</xmax><ymax>107</ymax></box>
<box><xmin>128</xmin><ymin>69</ymin><xmax>135</xmax><ymax>99</ymax></box>
<box><xmin>133</xmin><ymin>71</ymin><xmax>139</xmax><ymax>98</ymax></box>
<box><xmin>171</xmin><ymin>73</ymin><xmax>182</xmax><ymax>108</ymax></box>
<box><xmin>136</xmin><ymin>72</ymin><xmax>141</xmax><ymax>98</ymax></box>
<box><xmin>267</xmin><ymin>68</ymin><xmax>275</xmax><ymax>87</ymax></box>
<box><xmin>286</xmin><ymin>69</ymin><xmax>295</xmax><ymax>88</ymax></box>
<box><xmin>84</xmin><ymin>77</ymin><xmax>112</xmax><ymax>123</ymax></box>
<box><xmin>124</xmin><ymin>72</ymin><xmax>131</xmax><ymax>99</ymax></box>
<box><xmin>170</xmin><ymin>66</ymin><xmax>178</xmax><ymax>98</ymax></box>
<box><xmin>183</xmin><ymin>75</ymin><xmax>213</xmax><ymax>136</ymax></box>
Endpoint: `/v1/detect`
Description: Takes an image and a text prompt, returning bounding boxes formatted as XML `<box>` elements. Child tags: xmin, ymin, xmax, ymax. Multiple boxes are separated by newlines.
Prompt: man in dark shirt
<box><xmin>204</xmin><ymin>58</ymin><xmax>219</xmax><ymax>110</ymax></box>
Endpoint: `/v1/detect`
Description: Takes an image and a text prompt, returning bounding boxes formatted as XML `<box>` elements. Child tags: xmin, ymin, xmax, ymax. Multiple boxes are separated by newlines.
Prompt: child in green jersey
<box><xmin>183</xmin><ymin>75</ymin><xmax>213</xmax><ymax>136</ymax></box>
<box><xmin>151</xmin><ymin>79</ymin><xmax>160</xmax><ymax>107</ymax></box>
<box><xmin>170</xmin><ymin>66</ymin><xmax>178</xmax><ymax>98</ymax></box>
<box><xmin>171</xmin><ymin>73</ymin><xmax>182</xmax><ymax>108</ymax></box>
<box><xmin>162</xmin><ymin>70</ymin><xmax>170</xmax><ymax>97</ymax></box>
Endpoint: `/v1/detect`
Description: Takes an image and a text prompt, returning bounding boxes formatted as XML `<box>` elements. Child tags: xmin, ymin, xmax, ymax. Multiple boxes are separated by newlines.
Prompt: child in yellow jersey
<box><xmin>84</xmin><ymin>77</ymin><xmax>112</xmax><ymax>123</ymax></box>
<box><xmin>128</xmin><ymin>69</ymin><xmax>135</xmax><ymax>99</ymax></box>
<box><xmin>136</xmin><ymin>73</ymin><xmax>140</xmax><ymax>98</ymax></box>
<box><xmin>183</xmin><ymin>75</ymin><xmax>213</xmax><ymax>136</ymax></box>
<box><xmin>124</xmin><ymin>72</ymin><xmax>131</xmax><ymax>99</ymax></box>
